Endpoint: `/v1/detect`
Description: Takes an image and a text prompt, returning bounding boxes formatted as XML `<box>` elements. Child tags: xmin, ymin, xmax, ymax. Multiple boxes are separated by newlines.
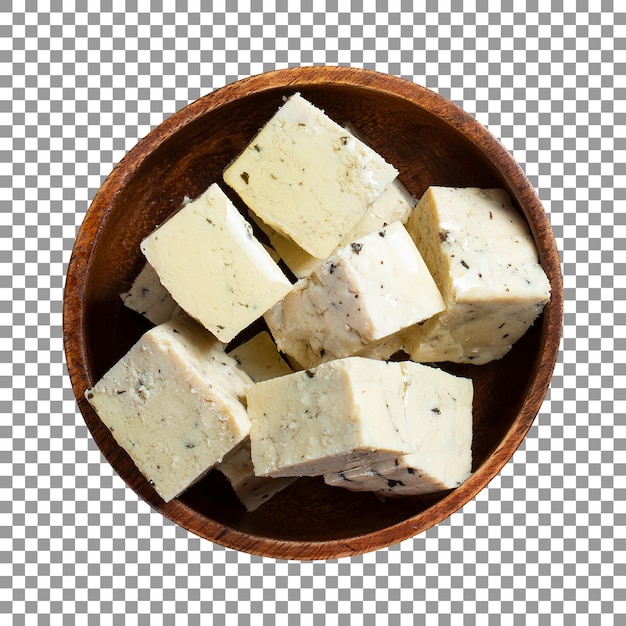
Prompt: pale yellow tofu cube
<box><xmin>85</xmin><ymin>316</ymin><xmax>252</xmax><ymax>502</ymax></box>
<box><xmin>141</xmin><ymin>183</ymin><xmax>291</xmax><ymax>343</ymax></box>
<box><xmin>404</xmin><ymin>186</ymin><xmax>551</xmax><ymax>364</ymax></box>
<box><xmin>223</xmin><ymin>93</ymin><xmax>398</xmax><ymax>259</ymax></box>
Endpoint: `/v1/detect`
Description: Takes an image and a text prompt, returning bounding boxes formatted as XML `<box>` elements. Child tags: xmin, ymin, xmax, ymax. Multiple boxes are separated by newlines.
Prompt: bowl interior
<box><xmin>64</xmin><ymin>68</ymin><xmax>562</xmax><ymax>560</ymax></box>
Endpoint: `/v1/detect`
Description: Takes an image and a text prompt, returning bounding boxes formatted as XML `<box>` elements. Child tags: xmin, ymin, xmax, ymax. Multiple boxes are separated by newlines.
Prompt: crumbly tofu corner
<box><xmin>217</xmin><ymin>438</ymin><xmax>298</xmax><ymax>512</ymax></box>
<box><xmin>120</xmin><ymin>262</ymin><xmax>182</xmax><ymax>325</ymax></box>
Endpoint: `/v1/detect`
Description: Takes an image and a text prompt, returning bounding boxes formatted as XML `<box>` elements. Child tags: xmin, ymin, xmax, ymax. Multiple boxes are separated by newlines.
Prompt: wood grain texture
<box><xmin>63</xmin><ymin>66</ymin><xmax>563</xmax><ymax>561</ymax></box>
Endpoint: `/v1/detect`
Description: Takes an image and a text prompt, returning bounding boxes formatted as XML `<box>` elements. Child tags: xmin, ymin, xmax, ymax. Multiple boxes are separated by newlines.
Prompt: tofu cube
<box><xmin>223</xmin><ymin>93</ymin><xmax>398</xmax><ymax>259</ymax></box>
<box><xmin>140</xmin><ymin>183</ymin><xmax>291</xmax><ymax>343</ymax></box>
<box><xmin>324</xmin><ymin>362</ymin><xmax>473</xmax><ymax>496</ymax></box>
<box><xmin>85</xmin><ymin>316</ymin><xmax>253</xmax><ymax>502</ymax></box>
<box><xmin>404</xmin><ymin>186</ymin><xmax>551</xmax><ymax>364</ymax></box>
<box><xmin>264</xmin><ymin>221</ymin><xmax>445</xmax><ymax>369</ymax></box>
<box><xmin>247</xmin><ymin>357</ymin><xmax>414</xmax><ymax>478</ymax></box>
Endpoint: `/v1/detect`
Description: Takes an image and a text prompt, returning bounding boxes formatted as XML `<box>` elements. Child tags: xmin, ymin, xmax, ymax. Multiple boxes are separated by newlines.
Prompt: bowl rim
<box><xmin>63</xmin><ymin>65</ymin><xmax>564</xmax><ymax>561</ymax></box>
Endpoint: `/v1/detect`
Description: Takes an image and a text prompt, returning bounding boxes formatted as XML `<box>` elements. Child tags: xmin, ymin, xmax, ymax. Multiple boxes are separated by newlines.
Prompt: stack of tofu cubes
<box><xmin>86</xmin><ymin>94</ymin><xmax>550</xmax><ymax>509</ymax></box>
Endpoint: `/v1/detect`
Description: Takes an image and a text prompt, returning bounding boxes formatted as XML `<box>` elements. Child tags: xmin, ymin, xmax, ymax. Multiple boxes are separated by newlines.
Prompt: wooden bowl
<box><xmin>63</xmin><ymin>66</ymin><xmax>563</xmax><ymax>560</ymax></box>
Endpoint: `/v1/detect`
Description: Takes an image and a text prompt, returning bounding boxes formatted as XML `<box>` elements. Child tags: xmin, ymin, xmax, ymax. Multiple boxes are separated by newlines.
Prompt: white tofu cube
<box><xmin>324</xmin><ymin>362</ymin><xmax>473</xmax><ymax>496</ymax></box>
<box><xmin>85</xmin><ymin>316</ymin><xmax>252</xmax><ymax>502</ymax></box>
<box><xmin>223</xmin><ymin>93</ymin><xmax>398</xmax><ymax>259</ymax></box>
<box><xmin>140</xmin><ymin>183</ymin><xmax>291</xmax><ymax>343</ymax></box>
<box><xmin>404</xmin><ymin>186</ymin><xmax>551</xmax><ymax>364</ymax></box>
<box><xmin>264</xmin><ymin>221</ymin><xmax>445</xmax><ymax>369</ymax></box>
<box><xmin>247</xmin><ymin>357</ymin><xmax>414</xmax><ymax>478</ymax></box>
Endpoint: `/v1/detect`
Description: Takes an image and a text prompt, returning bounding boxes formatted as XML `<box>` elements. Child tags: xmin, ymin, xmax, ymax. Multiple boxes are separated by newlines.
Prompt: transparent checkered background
<box><xmin>2</xmin><ymin>1</ymin><xmax>624</xmax><ymax>622</ymax></box>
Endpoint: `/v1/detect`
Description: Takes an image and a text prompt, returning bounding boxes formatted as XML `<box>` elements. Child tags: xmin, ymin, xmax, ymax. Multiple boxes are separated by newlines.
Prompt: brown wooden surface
<box><xmin>63</xmin><ymin>66</ymin><xmax>564</xmax><ymax>561</ymax></box>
